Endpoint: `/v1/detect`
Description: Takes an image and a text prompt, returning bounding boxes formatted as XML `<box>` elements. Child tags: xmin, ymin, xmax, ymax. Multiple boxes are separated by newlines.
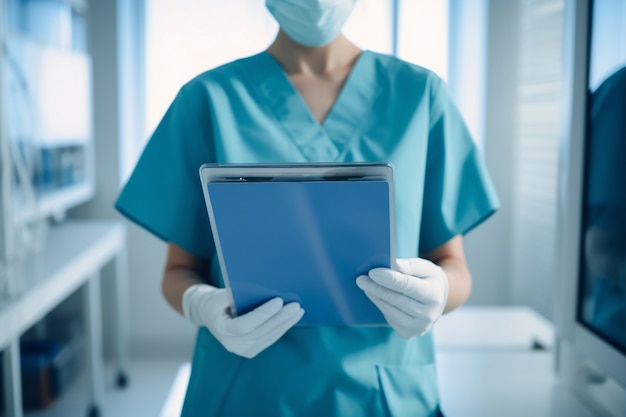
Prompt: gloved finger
<box><xmin>251</xmin><ymin>302</ymin><xmax>303</xmax><ymax>339</ymax></box>
<box><xmin>223</xmin><ymin>297</ymin><xmax>284</xmax><ymax>335</ymax></box>
<box><xmin>395</xmin><ymin>257</ymin><xmax>440</xmax><ymax>277</ymax></box>
<box><xmin>361</xmin><ymin>289</ymin><xmax>414</xmax><ymax>324</ymax></box>
<box><xmin>363</xmin><ymin>291</ymin><xmax>433</xmax><ymax>339</ymax></box>
<box><xmin>356</xmin><ymin>274</ymin><xmax>398</xmax><ymax>298</ymax></box>
<box><xmin>200</xmin><ymin>287</ymin><xmax>231</xmax><ymax>312</ymax></box>
<box><xmin>245</xmin><ymin>304</ymin><xmax>305</xmax><ymax>357</ymax></box>
<box><xmin>368</xmin><ymin>268</ymin><xmax>438</xmax><ymax>304</ymax></box>
<box><xmin>358</xmin><ymin>275</ymin><xmax>434</xmax><ymax>315</ymax></box>
<box><xmin>357</xmin><ymin>275</ymin><xmax>412</xmax><ymax>308</ymax></box>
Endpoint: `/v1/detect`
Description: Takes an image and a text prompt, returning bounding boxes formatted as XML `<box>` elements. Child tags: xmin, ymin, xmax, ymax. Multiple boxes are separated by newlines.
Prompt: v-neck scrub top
<box><xmin>116</xmin><ymin>50</ymin><xmax>499</xmax><ymax>417</ymax></box>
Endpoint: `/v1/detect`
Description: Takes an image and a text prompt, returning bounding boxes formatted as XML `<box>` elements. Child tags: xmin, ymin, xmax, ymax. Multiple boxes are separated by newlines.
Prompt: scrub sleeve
<box><xmin>419</xmin><ymin>74</ymin><xmax>499</xmax><ymax>253</ymax></box>
<box><xmin>115</xmin><ymin>85</ymin><xmax>218</xmax><ymax>269</ymax></box>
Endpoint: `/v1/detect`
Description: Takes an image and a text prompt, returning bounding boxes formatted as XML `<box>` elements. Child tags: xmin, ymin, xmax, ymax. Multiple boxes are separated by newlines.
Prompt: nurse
<box><xmin>116</xmin><ymin>0</ymin><xmax>499</xmax><ymax>415</ymax></box>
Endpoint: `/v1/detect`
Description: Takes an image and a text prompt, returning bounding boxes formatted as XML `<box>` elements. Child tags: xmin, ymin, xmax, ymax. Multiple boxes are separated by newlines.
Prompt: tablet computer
<box><xmin>199</xmin><ymin>162</ymin><xmax>396</xmax><ymax>326</ymax></box>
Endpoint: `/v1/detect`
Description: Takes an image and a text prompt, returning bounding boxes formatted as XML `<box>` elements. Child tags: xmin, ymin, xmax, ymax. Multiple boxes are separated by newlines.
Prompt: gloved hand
<box><xmin>356</xmin><ymin>258</ymin><xmax>449</xmax><ymax>339</ymax></box>
<box><xmin>182</xmin><ymin>284</ymin><xmax>304</xmax><ymax>358</ymax></box>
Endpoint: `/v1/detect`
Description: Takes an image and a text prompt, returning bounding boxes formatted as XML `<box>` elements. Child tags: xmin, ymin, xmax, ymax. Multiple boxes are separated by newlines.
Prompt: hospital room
<box><xmin>1</xmin><ymin>0</ymin><xmax>625</xmax><ymax>416</ymax></box>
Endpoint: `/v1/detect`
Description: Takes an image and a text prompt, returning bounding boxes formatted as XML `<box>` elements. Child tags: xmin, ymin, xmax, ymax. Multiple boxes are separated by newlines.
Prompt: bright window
<box><xmin>144</xmin><ymin>0</ymin><xmax>278</xmax><ymax>137</ymax></box>
<box><xmin>343</xmin><ymin>0</ymin><xmax>394</xmax><ymax>54</ymax></box>
<box><xmin>143</xmin><ymin>0</ymin><xmax>450</xmax><ymax>147</ymax></box>
<box><xmin>396</xmin><ymin>0</ymin><xmax>449</xmax><ymax>81</ymax></box>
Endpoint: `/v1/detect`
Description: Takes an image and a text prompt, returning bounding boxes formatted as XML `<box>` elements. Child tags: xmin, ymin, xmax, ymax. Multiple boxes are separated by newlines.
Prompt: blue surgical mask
<box><xmin>266</xmin><ymin>0</ymin><xmax>357</xmax><ymax>47</ymax></box>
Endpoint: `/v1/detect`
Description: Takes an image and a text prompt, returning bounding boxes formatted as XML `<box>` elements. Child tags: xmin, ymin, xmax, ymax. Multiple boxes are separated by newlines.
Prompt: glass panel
<box><xmin>578</xmin><ymin>0</ymin><xmax>626</xmax><ymax>354</ymax></box>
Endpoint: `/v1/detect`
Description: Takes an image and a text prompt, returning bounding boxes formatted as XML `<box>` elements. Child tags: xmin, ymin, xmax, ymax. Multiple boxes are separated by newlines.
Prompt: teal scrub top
<box><xmin>116</xmin><ymin>50</ymin><xmax>499</xmax><ymax>417</ymax></box>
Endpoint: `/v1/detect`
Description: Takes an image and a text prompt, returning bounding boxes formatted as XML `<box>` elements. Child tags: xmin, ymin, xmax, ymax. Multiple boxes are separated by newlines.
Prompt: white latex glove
<box><xmin>182</xmin><ymin>284</ymin><xmax>304</xmax><ymax>358</ymax></box>
<box><xmin>356</xmin><ymin>258</ymin><xmax>449</xmax><ymax>339</ymax></box>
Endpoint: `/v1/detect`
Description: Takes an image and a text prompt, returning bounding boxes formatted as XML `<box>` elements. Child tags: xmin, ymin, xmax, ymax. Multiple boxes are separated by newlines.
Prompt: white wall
<box><xmin>452</xmin><ymin>0</ymin><xmax>521</xmax><ymax>306</ymax></box>
<box><xmin>71</xmin><ymin>0</ymin><xmax>197</xmax><ymax>358</ymax></box>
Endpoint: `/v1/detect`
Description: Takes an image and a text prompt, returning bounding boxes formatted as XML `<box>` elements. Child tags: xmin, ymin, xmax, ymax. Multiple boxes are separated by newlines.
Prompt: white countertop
<box><xmin>434</xmin><ymin>306</ymin><xmax>596</xmax><ymax>417</ymax></box>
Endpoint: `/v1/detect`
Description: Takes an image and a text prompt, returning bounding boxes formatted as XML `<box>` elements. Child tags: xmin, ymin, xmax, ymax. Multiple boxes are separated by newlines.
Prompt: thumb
<box><xmin>395</xmin><ymin>258</ymin><xmax>440</xmax><ymax>278</ymax></box>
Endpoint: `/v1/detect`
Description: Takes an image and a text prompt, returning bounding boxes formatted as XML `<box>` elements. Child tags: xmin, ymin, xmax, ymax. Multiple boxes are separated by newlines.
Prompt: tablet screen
<box><xmin>200</xmin><ymin>163</ymin><xmax>395</xmax><ymax>326</ymax></box>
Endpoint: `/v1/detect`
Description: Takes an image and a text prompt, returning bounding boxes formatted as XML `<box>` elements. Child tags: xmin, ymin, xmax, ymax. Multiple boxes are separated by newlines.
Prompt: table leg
<box><xmin>2</xmin><ymin>338</ymin><xmax>23</xmax><ymax>417</ymax></box>
<box><xmin>83</xmin><ymin>271</ymin><xmax>104</xmax><ymax>416</ymax></box>
<box><xmin>113</xmin><ymin>244</ymin><xmax>130</xmax><ymax>388</ymax></box>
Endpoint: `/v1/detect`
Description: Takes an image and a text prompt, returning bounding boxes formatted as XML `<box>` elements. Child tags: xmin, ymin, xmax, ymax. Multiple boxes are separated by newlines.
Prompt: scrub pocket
<box><xmin>376</xmin><ymin>364</ymin><xmax>440</xmax><ymax>417</ymax></box>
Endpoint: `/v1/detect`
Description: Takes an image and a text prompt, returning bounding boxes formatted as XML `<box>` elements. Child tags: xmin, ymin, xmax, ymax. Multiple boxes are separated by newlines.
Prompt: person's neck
<box><xmin>267</xmin><ymin>30</ymin><xmax>362</xmax><ymax>76</ymax></box>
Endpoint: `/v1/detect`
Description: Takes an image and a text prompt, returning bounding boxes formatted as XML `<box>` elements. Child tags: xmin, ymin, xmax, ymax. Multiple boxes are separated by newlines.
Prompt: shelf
<box><xmin>11</xmin><ymin>184</ymin><xmax>95</xmax><ymax>226</ymax></box>
<box><xmin>0</xmin><ymin>220</ymin><xmax>129</xmax><ymax>417</ymax></box>
<box><xmin>0</xmin><ymin>221</ymin><xmax>124</xmax><ymax>350</ymax></box>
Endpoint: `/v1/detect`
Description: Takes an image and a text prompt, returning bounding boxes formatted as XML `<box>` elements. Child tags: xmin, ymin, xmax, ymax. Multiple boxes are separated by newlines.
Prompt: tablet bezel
<box><xmin>199</xmin><ymin>162</ymin><xmax>397</xmax><ymax>322</ymax></box>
